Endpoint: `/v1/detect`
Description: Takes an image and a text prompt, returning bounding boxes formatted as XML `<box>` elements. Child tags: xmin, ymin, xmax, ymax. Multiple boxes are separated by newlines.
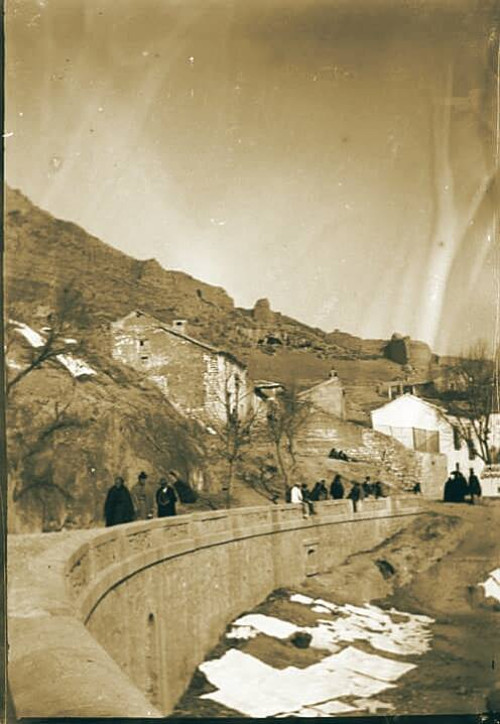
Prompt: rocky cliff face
<box><xmin>6</xmin><ymin>347</ymin><xmax>207</xmax><ymax>533</ymax></box>
<box><xmin>6</xmin><ymin>186</ymin><xmax>436</xmax><ymax>383</ymax></box>
<box><xmin>5</xmin><ymin>187</ymin><xmax>235</xmax><ymax>343</ymax></box>
<box><xmin>384</xmin><ymin>333</ymin><xmax>433</xmax><ymax>373</ymax></box>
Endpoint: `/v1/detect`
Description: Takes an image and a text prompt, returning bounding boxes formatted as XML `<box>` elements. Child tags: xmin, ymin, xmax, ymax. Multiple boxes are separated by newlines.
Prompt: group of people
<box><xmin>328</xmin><ymin>448</ymin><xmax>351</xmax><ymax>462</ymax></box>
<box><xmin>346</xmin><ymin>476</ymin><xmax>387</xmax><ymax>511</ymax></box>
<box><xmin>288</xmin><ymin>474</ymin><xmax>388</xmax><ymax>516</ymax></box>
<box><xmin>104</xmin><ymin>471</ymin><xmax>179</xmax><ymax>527</ymax></box>
<box><xmin>443</xmin><ymin>465</ymin><xmax>482</xmax><ymax>504</ymax></box>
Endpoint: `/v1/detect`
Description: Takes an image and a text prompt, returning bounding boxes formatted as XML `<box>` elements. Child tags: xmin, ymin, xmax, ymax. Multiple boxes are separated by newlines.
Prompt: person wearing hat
<box><xmin>156</xmin><ymin>477</ymin><xmax>178</xmax><ymax>518</ymax></box>
<box><xmin>131</xmin><ymin>471</ymin><xmax>154</xmax><ymax>520</ymax></box>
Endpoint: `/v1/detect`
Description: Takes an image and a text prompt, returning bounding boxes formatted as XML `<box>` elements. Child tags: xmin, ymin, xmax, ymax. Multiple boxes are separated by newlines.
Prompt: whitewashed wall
<box><xmin>371</xmin><ymin>395</ymin><xmax>484</xmax><ymax>477</ymax></box>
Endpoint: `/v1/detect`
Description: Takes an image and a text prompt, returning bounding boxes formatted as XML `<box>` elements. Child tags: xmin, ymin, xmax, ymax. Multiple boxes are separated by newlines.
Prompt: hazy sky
<box><xmin>6</xmin><ymin>0</ymin><xmax>500</xmax><ymax>354</ymax></box>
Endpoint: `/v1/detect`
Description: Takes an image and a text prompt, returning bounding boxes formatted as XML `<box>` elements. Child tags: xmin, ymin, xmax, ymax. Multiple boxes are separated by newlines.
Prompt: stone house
<box><xmin>371</xmin><ymin>393</ymin><xmax>484</xmax><ymax>477</ymax></box>
<box><xmin>110</xmin><ymin>310</ymin><xmax>254</xmax><ymax>425</ymax></box>
<box><xmin>298</xmin><ymin>371</ymin><xmax>346</xmax><ymax>421</ymax></box>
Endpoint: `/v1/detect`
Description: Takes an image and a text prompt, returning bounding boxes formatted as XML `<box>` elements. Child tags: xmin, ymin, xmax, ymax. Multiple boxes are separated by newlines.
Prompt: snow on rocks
<box><xmin>200</xmin><ymin>648</ymin><xmax>392</xmax><ymax>718</ymax></box>
<box><xmin>55</xmin><ymin>354</ymin><xmax>96</xmax><ymax>378</ymax></box>
<box><xmin>293</xmin><ymin>595</ymin><xmax>434</xmax><ymax>656</ymax></box>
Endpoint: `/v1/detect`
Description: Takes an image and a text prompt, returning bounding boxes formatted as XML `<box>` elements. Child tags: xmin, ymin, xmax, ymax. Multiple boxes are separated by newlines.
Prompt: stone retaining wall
<box><xmin>8</xmin><ymin>497</ymin><xmax>423</xmax><ymax>718</ymax></box>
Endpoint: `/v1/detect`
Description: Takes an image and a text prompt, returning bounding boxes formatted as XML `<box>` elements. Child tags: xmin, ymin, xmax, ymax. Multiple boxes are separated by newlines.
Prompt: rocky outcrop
<box><xmin>385</xmin><ymin>334</ymin><xmax>410</xmax><ymax>365</ymax></box>
<box><xmin>6</xmin><ymin>353</ymin><xmax>206</xmax><ymax>533</ymax></box>
<box><xmin>252</xmin><ymin>298</ymin><xmax>275</xmax><ymax>325</ymax></box>
<box><xmin>384</xmin><ymin>333</ymin><xmax>433</xmax><ymax>373</ymax></box>
<box><xmin>5</xmin><ymin>187</ymin><xmax>235</xmax><ymax>348</ymax></box>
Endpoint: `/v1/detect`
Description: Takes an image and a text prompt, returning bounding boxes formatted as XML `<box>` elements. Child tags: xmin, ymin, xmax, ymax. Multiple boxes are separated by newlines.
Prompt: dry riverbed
<box><xmin>172</xmin><ymin>502</ymin><xmax>500</xmax><ymax>718</ymax></box>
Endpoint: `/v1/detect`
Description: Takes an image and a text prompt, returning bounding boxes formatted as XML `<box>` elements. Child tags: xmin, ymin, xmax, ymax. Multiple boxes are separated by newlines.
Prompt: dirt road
<box><xmin>173</xmin><ymin>501</ymin><xmax>499</xmax><ymax>717</ymax></box>
<box><xmin>380</xmin><ymin>501</ymin><xmax>500</xmax><ymax>715</ymax></box>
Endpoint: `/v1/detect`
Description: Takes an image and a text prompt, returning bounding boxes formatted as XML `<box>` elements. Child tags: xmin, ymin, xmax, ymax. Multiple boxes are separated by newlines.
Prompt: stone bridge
<box><xmin>8</xmin><ymin>497</ymin><xmax>423</xmax><ymax>718</ymax></box>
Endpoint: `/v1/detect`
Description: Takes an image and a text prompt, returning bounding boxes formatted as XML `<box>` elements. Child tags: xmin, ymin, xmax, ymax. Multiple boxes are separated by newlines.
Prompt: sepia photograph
<box><xmin>4</xmin><ymin>0</ymin><xmax>500</xmax><ymax>719</ymax></box>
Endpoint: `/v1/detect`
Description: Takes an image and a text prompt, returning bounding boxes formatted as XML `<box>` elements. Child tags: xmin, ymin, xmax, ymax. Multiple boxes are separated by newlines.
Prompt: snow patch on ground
<box><xmin>228</xmin><ymin>597</ymin><xmax>433</xmax><ymax>657</ymax></box>
<box><xmin>11</xmin><ymin>320</ymin><xmax>45</xmax><ymax>348</ymax></box>
<box><xmin>9</xmin><ymin>320</ymin><xmax>96</xmax><ymax>378</ymax></box>
<box><xmin>479</xmin><ymin>568</ymin><xmax>500</xmax><ymax>603</ymax></box>
<box><xmin>55</xmin><ymin>354</ymin><xmax>96</xmax><ymax>378</ymax></box>
<box><xmin>228</xmin><ymin>614</ymin><xmax>299</xmax><ymax>641</ymax></box>
<box><xmin>200</xmin><ymin>593</ymin><xmax>434</xmax><ymax>717</ymax></box>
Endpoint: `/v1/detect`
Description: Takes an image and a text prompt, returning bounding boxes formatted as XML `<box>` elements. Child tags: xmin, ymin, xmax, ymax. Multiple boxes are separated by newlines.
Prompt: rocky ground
<box><xmin>173</xmin><ymin>500</ymin><xmax>500</xmax><ymax>718</ymax></box>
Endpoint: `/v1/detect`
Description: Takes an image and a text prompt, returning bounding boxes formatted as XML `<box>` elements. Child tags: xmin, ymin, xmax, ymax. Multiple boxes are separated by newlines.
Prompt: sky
<box><xmin>5</xmin><ymin>0</ymin><xmax>500</xmax><ymax>355</ymax></box>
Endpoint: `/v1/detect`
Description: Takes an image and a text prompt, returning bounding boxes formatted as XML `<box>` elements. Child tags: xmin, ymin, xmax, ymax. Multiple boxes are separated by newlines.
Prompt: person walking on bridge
<box><xmin>104</xmin><ymin>476</ymin><xmax>135</xmax><ymax>527</ymax></box>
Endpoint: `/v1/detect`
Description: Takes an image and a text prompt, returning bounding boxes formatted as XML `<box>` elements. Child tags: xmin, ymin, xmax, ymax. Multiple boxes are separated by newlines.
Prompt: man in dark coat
<box><xmin>168</xmin><ymin>469</ymin><xmax>197</xmax><ymax>503</ymax></box>
<box><xmin>310</xmin><ymin>480</ymin><xmax>327</xmax><ymax>501</ymax></box>
<box><xmin>156</xmin><ymin>478</ymin><xmax>178</xmax><ymax>517</ymax></box>
<box><xmin>348</xmin><ymin>482</ymin><xmax>363</xmax><ymax>512</ymax></box>
<box><xmin>452</xmin><ymin>465</ymin><xmax>468</xmax><ymax>503</ymax></box>
<box><xmin>330</xmin><ymin>474</ymin><xmax>344</xmax><ymax>500</ymax></box>
<box><xmin>301</xmin><ymin>483</ymin><xmax>315</xmax><ymax>515</ymax></box>
<box><xmin>443</xmin><ymin>474</ymin><xmax>455</xmax><ymax>502</ymax></box>
<box><xmin>362</xmin><ymin>476</ymin><xmax>373</xmax><ymax>498</ymax></box>
<box><xmin>318</xmin><ymin>480</ymin><xmax>328</xmax><ymax>500</ymax></box>
<box><xmin>468</xmin><ymin>468</ymin><xmax>482</xmax><ymax>504</ymax></box>
<box><xmin>104</xmin><ymin>476</ymin><xmax>135</xmax><ymax>527</ymax></box>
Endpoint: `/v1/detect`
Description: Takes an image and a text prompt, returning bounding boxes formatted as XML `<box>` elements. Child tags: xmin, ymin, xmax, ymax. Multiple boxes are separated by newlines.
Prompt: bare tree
<box><xmin>237</xmin><ymin>455</ymin><xmax>281</xmax><ymax>503</ymax></box>
<box><xmin>8</xmin><ymin>395</ymin><xmax>84</xmax><ymax>531</ymax></box>
<box><xmin>437</xmin><ymin>341</ymin><xmax>495</xmax><ymax>464</ymax></box>
<box><xmin>6</xmin><ymin>285</ymin><xmax>88</xmax><ymax>395</ymax></box>
<box><xmin>266</xmin><ymin>384</ymin><xmax>312</xmax><ymax>495</ymax></box>
<box><xmin>210</xmin><ymin>371</ymin><xmax>258</xmax><ymax>507</ymax></box>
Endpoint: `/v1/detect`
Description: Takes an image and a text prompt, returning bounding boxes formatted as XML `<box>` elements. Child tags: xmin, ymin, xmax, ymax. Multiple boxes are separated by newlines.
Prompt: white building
<box><xmin>371</xmin><ymin>394</ymin><xmax>484</xmax><ymax>477</ymax></box>
<box><xmin>488</xmin><ymin>412</ymin><xmax>500</xmax><ymax>451</ymax></box>
<box><xmin>480</xmin><ymin>465</ymin><xmax>500</xmax><ymax>497</ymax></box>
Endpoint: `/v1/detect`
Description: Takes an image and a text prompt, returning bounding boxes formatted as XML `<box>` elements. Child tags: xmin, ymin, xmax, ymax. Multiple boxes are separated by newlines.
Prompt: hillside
<box><xmin>4</xmin><ymin>186</ymin><xmax>445</xmax><ymax>532</ymax></box>
<box><xmin>5</xmin><ymin>345</ymin><xmax>205</xmax><ymax>532</ymax></box>
<box><xmin>5</xmin><ymin>186</ymin><xmax>438</xmax><ymax>397</ymax></box>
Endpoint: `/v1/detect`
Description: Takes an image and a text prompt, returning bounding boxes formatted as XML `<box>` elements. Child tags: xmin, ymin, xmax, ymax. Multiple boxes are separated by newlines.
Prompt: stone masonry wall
<box><xmin>297</xmin><ymin>407</ymin><xmax>446</xmax><ymax>497</ymax></box>
<box><xmin>8</xmin><ymin>498</ymin><xmax>422</xmax><ymax>718</ymax></box>
<box><xmin>111</xmin><ymin>312</ymin><xmax>213</xmax><ymax>417</ymax></box>
<box><xmin>301</xmin><ymin>378</ymin><xmax>345</xmax><ymax>420</ymax></box>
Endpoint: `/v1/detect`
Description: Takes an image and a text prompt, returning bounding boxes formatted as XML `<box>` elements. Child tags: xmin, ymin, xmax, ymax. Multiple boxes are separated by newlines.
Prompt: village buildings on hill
<box><xmin>109</xmin><ymin>310</ymin><xmax>497</xmax><ymax>500</ymax></box>
<box><xmin>371</xmin><ymin>394</ymin><xmax>485</xmax><ymax>478</ymax></box>
<box><xmin>110</xmin><ymin>310</ymin><xmax>255</xmax><ymax>425</ymax></box>
<box><xmin>298</xmin><ymin>371</ymin><xmax>346</xmax><ymax>420</ymax></box>
<box><xmin>110</xmin><ymin>311</ymin><xmax>347</xmax><ymax>431</ymax></box>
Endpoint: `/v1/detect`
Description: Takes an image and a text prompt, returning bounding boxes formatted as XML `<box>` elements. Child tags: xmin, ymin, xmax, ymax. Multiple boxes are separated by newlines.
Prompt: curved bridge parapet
<box><xmin>8</xmin><ymin>496</ymin><xmax>422</xmax><ymax>717</ymax></box>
